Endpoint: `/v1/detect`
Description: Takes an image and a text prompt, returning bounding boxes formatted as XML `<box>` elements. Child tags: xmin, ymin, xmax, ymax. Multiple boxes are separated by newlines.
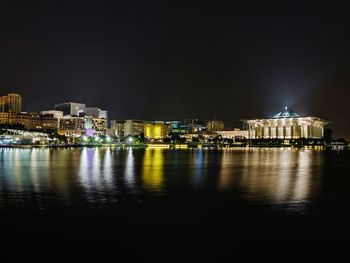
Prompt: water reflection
<box><xmin>78</xmin><ymin>148</ymin><xmax>117</xmax><ymax>203</ymax></box>
<box><xmin>0</xmin><ymin>148</ymin><xmax>325</xmax><ymax>212</ymax></box>
<box><xmin>217</xmin><ymin>148</ymin><xmax>320</xmax><ymax>211</ymax></box>
<box><xmin>141</xmin><ymin>148</ymin><xmax>164</xmax><ymax>192</ymax></box>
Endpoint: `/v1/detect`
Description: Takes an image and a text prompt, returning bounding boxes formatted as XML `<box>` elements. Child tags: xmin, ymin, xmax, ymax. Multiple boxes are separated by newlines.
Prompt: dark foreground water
<box><xmin>1</xmin><ymin>147</ymin><xmax>350</xmax><ymax>261</ymax></box>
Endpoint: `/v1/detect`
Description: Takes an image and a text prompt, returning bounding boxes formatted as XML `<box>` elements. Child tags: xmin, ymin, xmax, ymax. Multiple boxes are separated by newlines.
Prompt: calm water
<box><xmin>1</xmin><ymin>147</ymin><xmax>350</xmax><ymax>261</ymax></box>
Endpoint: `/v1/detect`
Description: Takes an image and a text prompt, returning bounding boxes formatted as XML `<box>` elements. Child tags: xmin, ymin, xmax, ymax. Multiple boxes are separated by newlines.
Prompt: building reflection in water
<box><xmin>218</xmin><ymin>148</ymin><xmax>320</xmax><ymax>210</ymax></box>
<box><xmin>124</xmin><ymin>148</ymin><xmax>137</xmax><ymax>191</ymax></box>
<box><xmin>78</xmin><ymin>148</ymin><xmax>117</xmax><ymax>203</ymax></box>
<box><xmin>192</xmin><ymin>149</ymin><xmax>205</xmax><ymax>188</ymax></box>
<box><xmin>141</xmin><ymin>148</ymin><xmax>164</xmax><ymax>192</ymax></box>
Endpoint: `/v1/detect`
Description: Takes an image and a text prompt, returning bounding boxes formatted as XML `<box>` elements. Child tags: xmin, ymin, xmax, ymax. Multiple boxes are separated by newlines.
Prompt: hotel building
<box><xmin>242</xmin><ymin>107</ymin><xmax>328</xmax><ymax>139</ymax></box>
<box><xmin>0</xmin><ymin>93</ymin><xmax>22</xmax><ymax>113</ymax></box>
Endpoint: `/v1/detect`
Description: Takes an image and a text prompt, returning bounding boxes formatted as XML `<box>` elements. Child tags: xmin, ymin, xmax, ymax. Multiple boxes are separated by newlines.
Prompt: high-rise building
<box><xmin>0</xmin><ymin>93</ymin><xmax>22</xmax><ymax>113</ymax></box>
<box><xmin>55</xmin><ymin>102</ymin><xmax>86</xmax><ymax>116</ymax></box>
<box><xmin>124</xmin><ymin>120</ymin><xmax>145</xmax><ymax>136</ymax></box>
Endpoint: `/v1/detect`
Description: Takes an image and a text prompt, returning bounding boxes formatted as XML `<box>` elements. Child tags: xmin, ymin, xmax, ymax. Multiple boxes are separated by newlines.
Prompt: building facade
<box><xmin>55</xmin><ymin>102</ymin><xmax>86</xmax><ymax>116</ymax></box>
<box><xmin>215</xmin><ymin>129</ymin><xmax>249</xmax><ymax>139</ymax></box>
<box><xmin>124</xmin><ymin>120</ymin><xmax>145</xmax><ymax>136</ymax></box>
<box><xmin>144</xmin><ymin>122</ymin><xmax>170</xmax><ymax>140</ymax></box>
<box><xmin>58</xmin><ymin>116</ymin><xmax>85</xmax><ymax>137</ymax></box>
<box><xmin>110</xmin><ymin>120</ymin><xmax>125</xmax><ymax>137</ymax></box>
<box><xmin>243</xmin><ymin>107</ymin><xmax>328</xmax><ymax>139</ymax></box>
<box><xmin>206</xmin><ymin>120</ymin><xmax>225</xmax><ymax>131</ymax></box>
<box><xmin>0</xmin><ymin>93</ymin><xmax>22</xmax><ymax>113</ymax></box>
<box><xmin>84</xmin><ymin>107</ymin><xmax>108</xmax><ymax>119</ymax></box>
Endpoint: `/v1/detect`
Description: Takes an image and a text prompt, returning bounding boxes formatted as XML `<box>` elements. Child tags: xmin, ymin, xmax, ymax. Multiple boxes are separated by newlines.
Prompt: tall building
<box><xmin>144</xmin><ymin>122</ymin><xmax>170</xmax><ymax>139</ymax></box>
<box><xmin>242</xmin><ymin>107</ymin><xmax>328</xmax><ymax>139</ymax></box>
<box><xmin>55</xmin><ymin>102</ymin><xmax>86</xmax><ymax>116</ymax></box>
<box><xmin>0</xmin><ymin>93</ymin><xmax>22</xmax><ymax>113</ymax></box>
<box><xmin>124</xmin><ymin>120</ymin><xmax>145</xmax><ymax>136</ymax></box>
<box><xmin>206</xmin><ymin>120</ymin><xmax>225</xmax><ymax>131</ymax></box>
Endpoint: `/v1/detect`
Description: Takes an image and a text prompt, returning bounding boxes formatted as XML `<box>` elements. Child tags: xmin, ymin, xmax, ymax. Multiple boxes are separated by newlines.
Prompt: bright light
<box><xmin>127</xmin><ymin>137</ymin><xmax>134</xmax><ymax>144</ymax></box>
<box><xmin>106</xmin><ymin>136</ymin><xmax>112</xmax><ymax>143</ymax></box>
<box><xmin>82</xmin><ymin>135</ymin><xmax>88</xmax><ymax>142</ymax></box>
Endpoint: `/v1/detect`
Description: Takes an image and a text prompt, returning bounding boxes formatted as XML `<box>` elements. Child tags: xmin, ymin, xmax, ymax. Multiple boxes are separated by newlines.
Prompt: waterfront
<box><xmin>1</xmin><ymin>148</ymin><xmax>350</xmax><ymax>261</ymax></box>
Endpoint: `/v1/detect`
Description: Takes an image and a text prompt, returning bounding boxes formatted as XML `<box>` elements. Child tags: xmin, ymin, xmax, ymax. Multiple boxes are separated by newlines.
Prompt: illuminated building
<box><xmin>0</xmin><ymin>112</ymin><xmax>9</xmax><ymax>124</ymax></box>
<box><xmin>110</xmin><ymin>120</ymin><xmax>125</xmax><ymax>137</ymax></box>
<box><xmin>0</xmin><ymin>93</ymin><xmax>22</xmax><ymax>113</ymax></box>
<box><xmin>84</xmin><ymin>107</ymin><xmax>108</xmax><ymax>119</ymax></box>
<box><xmin>184</xmin><ymin>119</ymin><xmax>207</xmax><ymax>133</ymax></box>
<box><xmin>2</xmin><ymin>112</ymin><xmax>58</xmax><ymax>130</ymax></box>
<box><xmin>124</xmin><ymin>120</ymin><xmax>145</xmax><ymax>136</ymax></box>
<box><xmin>206</xmin><ymin>120</ymin><xmax>225</xmax><ymax>131</ymax></box>
<box><xmin>58</xmin><ymin>116</ymin><xmax>85</xmax><ymax>137</ymax></box>
<box><xmin>242</xmin><ymin>107</ymin><xmax>328</xmax><ymax>139</ymax></box>
<box><xmin>41</xmin><ymin>110</ymin><xmax>64</xmax><ymax>119</ymax></box>
<box><xmin>165</xmin><ymin>121</ymin><xmax>190</xmax><ymax>134</ymax></box>
<box><xmin>92</xmin><ymin>118</ymin><xmax>107</xmax><ymax>135</ymax></box>
<box><xmin>215</xmin><ymin>129</ymin><xmax>249</xmax><ymax>139</ymax></box>
<box><xmin>55</xmin><ymin>102</ymin><xmax>86</xmax><ymax>116</ymax></box>
<box><xmin>144</xmin><ymin>122</ymin><xmax>170</xmax><ymax>139</ymax></box>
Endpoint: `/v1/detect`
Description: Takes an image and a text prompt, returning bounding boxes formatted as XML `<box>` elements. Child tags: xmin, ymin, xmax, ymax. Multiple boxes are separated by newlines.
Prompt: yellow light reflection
<box><xmin>142</xmin><ymin>148</ymin><xmax>164</xmax><ymax>192</ymax></box>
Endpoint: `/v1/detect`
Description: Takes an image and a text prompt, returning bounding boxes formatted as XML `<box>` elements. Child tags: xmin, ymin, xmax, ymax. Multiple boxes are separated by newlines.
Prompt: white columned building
<box><xmin>243</xmin><ymin>107</ymin><xmax>328</xmax><ymax>139</ymax></box>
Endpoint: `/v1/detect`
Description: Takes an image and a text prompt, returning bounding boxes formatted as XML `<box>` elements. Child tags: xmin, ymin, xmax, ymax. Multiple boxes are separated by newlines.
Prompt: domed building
<box><xmin>243</xmin><ymin>107</ymin><xmax>328</xmax><ymax>139</ymax></box>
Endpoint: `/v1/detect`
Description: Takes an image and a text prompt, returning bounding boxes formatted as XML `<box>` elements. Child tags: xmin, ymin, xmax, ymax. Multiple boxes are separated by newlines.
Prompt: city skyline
<box><xmin>1</xmin><ymin>1</ymin><xmax>350</xmax><ymax>138</ymax></box>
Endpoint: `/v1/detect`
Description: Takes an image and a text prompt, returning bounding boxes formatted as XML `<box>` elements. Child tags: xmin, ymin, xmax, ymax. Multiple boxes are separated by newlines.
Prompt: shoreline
<box><xmin>0</xmin><ymin>144</ymin><xmax>347</xmax><ymax>150</ymax></box>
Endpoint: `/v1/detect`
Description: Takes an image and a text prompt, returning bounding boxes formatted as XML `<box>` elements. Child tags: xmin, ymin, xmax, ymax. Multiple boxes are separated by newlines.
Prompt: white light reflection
<box><xmin>125</xmin><ymin>148</ymin><xmax>136</xmax><ymax>189</ymax></box>
<box><xmin>78</xmin><ymin>148</ymin><xmax>117</xmax><ymax>204</ymax></box>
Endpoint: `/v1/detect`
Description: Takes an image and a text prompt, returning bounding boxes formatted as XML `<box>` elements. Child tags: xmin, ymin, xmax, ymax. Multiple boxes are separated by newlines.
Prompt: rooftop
<box><xmin>273</xmin><ymin>107</ymin><xmax>300</xmax><ymax>119</ymax></box>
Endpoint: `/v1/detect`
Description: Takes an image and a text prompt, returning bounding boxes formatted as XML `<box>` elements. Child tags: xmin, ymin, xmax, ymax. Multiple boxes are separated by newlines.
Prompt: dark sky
<box><xmin>1</xmin><ymin>0</ymin><xmax>350</xmax><ymax>137</ymax></box>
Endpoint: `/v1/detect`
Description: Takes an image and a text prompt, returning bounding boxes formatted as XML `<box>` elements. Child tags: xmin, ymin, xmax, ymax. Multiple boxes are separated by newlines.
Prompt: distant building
<box><xmin>0</xmin><ymin>112</ymin><xmax>9</xmax><ymax>124</ymax></box>
<box><xmin>84</xmin><ymin>107</ymin><xmax>108</xmax><ymax>119</ymax></box>
<box><xmin>184</xmin><ymin>119</ymin><xmax>207</xmax><ymax>133</ymax></box>
<box><xmin>55</xmin><ymin>102</ymin><xmax>86</xmax><ymax>116</ymax></box>
<box><xmin>58</xmin><ymin>116</ymin><xmax>85</xmax><ymax>137</ymax></box>
<box><xmin>92</xmin><ymin>118</ymin><xmax>107</xmax><ymax>135</ymax></box>
<box><xmin>206</xmin><ymin>120</ymin><xmax>225</xmax><ymax>132</ymax></box>
<box><xmin>242</xmin><ymin>107</ymin><xmax>328</xmax><ymax>139</ymax></box>
<box><xmin>110</xmin><ymin>120</ymin><xmax>125</xmax><ymax>137</ymax></box>
<box><xmin>41</xmin><ymin>110</ymin><xmax>64</xmax><ymax>119</ymax></box>
<box><xmin>144</xmin><ymin>122</ymin><xmax>170</xmax><ymax>140</ymax></box>
<box><xmin>4</xmin><ymin>112</ymin><xmax>59</xmax><ymax>130</ymax></box>
<box><xmin>166</xmin><ymin>121</ymin><xmax>190</xmax><ymax>134</ymax></box>
<box><xmin>124</xmin><ymin>120</ymin><xmax>145</xmax><ymax>136</ymax></box>
<box><xmin>0</xmin><ymin>93</ymin><xmax>22</xmax><ymax>113</ymax></box>
<box><xmin>215</xmin><ymin>129</ymin><xmax>249</xmax><ymax>139</ymax></box>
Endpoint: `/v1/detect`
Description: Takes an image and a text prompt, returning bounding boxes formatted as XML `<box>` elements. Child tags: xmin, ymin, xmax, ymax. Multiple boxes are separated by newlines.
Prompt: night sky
<box><xmin>1</xmin><ymin>0</ymin><xmax>350</xmax><ymax>138</ymax></box>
